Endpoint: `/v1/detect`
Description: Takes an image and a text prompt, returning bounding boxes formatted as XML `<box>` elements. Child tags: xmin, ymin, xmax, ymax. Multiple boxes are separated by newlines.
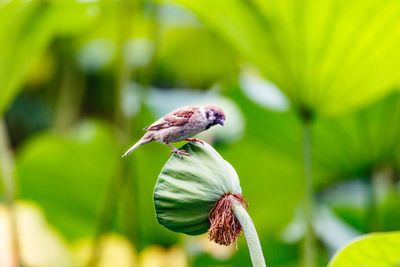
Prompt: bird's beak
<box><xmin>216</xmin><ymin>118</ymin><xmax>224</xmax><ymax>126</ymax></box>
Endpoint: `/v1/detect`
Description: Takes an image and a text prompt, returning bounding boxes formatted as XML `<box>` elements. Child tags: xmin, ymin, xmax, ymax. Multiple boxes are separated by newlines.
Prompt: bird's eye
<box><xmin>215</xmin><ymin>112</ymin><xmax>219</xmax><ymax>116</ymax></box>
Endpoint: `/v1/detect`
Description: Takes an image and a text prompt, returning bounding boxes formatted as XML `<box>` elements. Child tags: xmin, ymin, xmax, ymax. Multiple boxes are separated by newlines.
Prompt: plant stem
<box><xmin>232</xmin><ymin>202</ymin><xmax>266</xmax><ymax>267</ymax></box>
<box><xmin>0</xmin><ymin>118</ymin><xmax>20</xmax><ymax>267</ymax></box>
<box><xmin>87</xmin><ymin>1</ymin><xmax>136</xmax><ymax>266</ymax></box>
<box><xmin>54</xmin><ymin>39</ymin><xmax>84</xmax><ymax>132</ymax></box>
<box><xmin>302</xmin><ymin>120</ymin><xmax>316</xmax><ymax>267</ymax></box>
<box><xmin>86</xmin><ymin>164</ymin><xmax>128</xmax><ymax>267</ymax></box>
<box><xmin>369</xmin><ymin>165</ymin><xmax>393</xmax><ymax>231</ymax></box>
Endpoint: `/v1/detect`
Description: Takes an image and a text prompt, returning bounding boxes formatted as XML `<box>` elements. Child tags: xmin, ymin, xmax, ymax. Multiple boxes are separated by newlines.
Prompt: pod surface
<box><xmin>154</xmin><ymin>142</ymin><xmax>242</xmax><ymax>235</ymax></box>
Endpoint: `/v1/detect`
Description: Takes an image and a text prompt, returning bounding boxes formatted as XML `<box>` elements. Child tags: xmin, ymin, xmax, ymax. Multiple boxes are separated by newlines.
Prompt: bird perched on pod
<box><xmin>122</xmin><ymin>105</ymin><xmax>226</xmax><ymax>158</ymax></box>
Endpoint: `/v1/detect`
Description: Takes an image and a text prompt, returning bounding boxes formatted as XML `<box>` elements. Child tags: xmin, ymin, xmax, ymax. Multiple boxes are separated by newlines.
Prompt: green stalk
<box><xmin>232</xmin><ymin>202</ymin><xmax>266</xmax><ymax>267</ymax></box>
<box><xmin>0</xmin><ymin>118</ymin><xmax>20</xmax><ymax>267</ymax></box>
<box><xmin>369</xmin><ymin>166</ymin><xmax>393</xmax><ymax>231</ymax></box>
<box><xmin>86</xmin><ymin>164</ymin><xmax>128</xmax><ymax>267</ymax></box>
<box><xmin>87</xmin><ymin>1</ymin><xmax>136</xmax><ymax>266</ymax></box>
<box><xmin>302</xmin><ymin>120</ymin><xmax>316</xmax><ymax>267</ymax></box>
<box><xmin>53</xmin><ymin>40</ymin><xmax>84</xmax><ymax>132</ymax></box>
<box><xmin>112</xmin><ymin>0</ymin><xmax>138</xmax><ymax>245</ymax></box>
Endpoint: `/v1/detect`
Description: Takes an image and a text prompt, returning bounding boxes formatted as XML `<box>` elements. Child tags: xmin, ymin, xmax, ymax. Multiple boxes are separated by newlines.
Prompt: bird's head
<box><xmin>204</xmin><ymin>105</ymin><xmax>226</xmax><ymax>127</ymax></box>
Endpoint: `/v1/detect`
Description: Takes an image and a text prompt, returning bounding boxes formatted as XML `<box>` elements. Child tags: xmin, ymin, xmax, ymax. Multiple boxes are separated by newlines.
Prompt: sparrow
<box><xmin>122</xmin><ymin>105</ymin><xmax>226</xmax><ymax>158</ymax></box>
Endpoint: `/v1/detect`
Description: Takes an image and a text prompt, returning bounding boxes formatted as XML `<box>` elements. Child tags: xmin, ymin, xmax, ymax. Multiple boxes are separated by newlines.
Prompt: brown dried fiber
<box><xmin>208</xmin><ymin>193</ymin><xmax>248</xmax><ymax>246</ymax></box>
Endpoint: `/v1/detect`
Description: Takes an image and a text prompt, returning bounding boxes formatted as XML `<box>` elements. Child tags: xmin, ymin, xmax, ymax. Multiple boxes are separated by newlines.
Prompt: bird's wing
<box><xmin>144</xmin><ymin>106</ymin><xmax>196</xmax><ymax>131</ymax></box>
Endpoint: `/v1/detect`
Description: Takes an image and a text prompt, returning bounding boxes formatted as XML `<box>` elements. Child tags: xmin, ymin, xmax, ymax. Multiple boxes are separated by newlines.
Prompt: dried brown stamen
<box><xmin>208</xmin><ymin>193</ymin><xmax>248</xmax><ymax>246</ymax></box>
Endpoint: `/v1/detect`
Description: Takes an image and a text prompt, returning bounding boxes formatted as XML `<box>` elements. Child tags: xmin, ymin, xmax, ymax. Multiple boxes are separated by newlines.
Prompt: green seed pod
<box><xmin>153</xmin><ymin>142</ymin><xmax>246</xmax><ymax>244</ymax></box>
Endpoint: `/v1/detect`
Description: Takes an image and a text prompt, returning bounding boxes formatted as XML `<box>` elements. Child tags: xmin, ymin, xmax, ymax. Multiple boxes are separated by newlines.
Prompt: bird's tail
<box><xmin>121</xmin><ymin>132</ymin><xmax>153</xmax><ymax>158</ymax></box>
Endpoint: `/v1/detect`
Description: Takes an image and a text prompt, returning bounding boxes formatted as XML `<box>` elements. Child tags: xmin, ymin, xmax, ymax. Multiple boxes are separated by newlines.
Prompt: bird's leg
<box><xmin>184</xmin><ymin>138</ymin><xmax>204</xmax><ymax>145</ymax></box>
<box><xmin>166</xmin><ymin>143</ymin><xmax>190</xmax><ymax>159</ymax></box>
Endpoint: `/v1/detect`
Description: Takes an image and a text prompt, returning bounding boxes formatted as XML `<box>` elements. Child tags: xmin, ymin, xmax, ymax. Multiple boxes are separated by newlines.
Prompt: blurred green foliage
<box><xmin>171</xmin><ymin>0</ymin><xmax>400</xmax><ymax>116</ymax></box>
<box><xmin>0</xmin><ymin>1</ymin><xmax>95</xmax><ymax>114</ymax></box>
<box><xmin>328</xmin><ymin>231</ymin><xmax>400</xmax><ymax>266</ymax></box>
<box><xmin>17</xmin><ymin>121</ymin><xmax>119</xmax><ymax>240</ymax></box>
<box><xmin>1</xmin><ymin>0</ymin><xmax>400</xmax><ymax>266</ymax></box>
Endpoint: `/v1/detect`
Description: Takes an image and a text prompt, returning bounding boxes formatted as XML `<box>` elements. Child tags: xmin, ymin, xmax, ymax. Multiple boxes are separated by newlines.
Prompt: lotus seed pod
<box><xmin>153</xmin><ymin>142</ymin><xmax>247</xmax><ymax>245</ymax></box>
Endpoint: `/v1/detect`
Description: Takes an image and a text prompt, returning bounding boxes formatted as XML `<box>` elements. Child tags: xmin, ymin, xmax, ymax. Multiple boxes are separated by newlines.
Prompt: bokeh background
<box><xmin>2</xmin><ymin>0</ymin><xmax>400</xmax><ymax>266</ymax></box>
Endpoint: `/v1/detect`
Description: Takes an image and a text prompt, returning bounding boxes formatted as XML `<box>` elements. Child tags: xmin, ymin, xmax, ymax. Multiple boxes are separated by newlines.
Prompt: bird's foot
<box><xmin>170</xmin><ymin>148</ymin><xmax>190</xmax><ymax>159</ymax></box>
<box><xmin>185</xmin><ymin>138</ymin><xmax>204</xmax><ymax>145</ymax></box>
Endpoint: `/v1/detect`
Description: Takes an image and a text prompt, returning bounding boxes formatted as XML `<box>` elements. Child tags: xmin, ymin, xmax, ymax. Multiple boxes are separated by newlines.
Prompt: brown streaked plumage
<box><xmin>122</xmin><ymin>105</ymin><xmax>226</xmax><ymax>158</ymax></box>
